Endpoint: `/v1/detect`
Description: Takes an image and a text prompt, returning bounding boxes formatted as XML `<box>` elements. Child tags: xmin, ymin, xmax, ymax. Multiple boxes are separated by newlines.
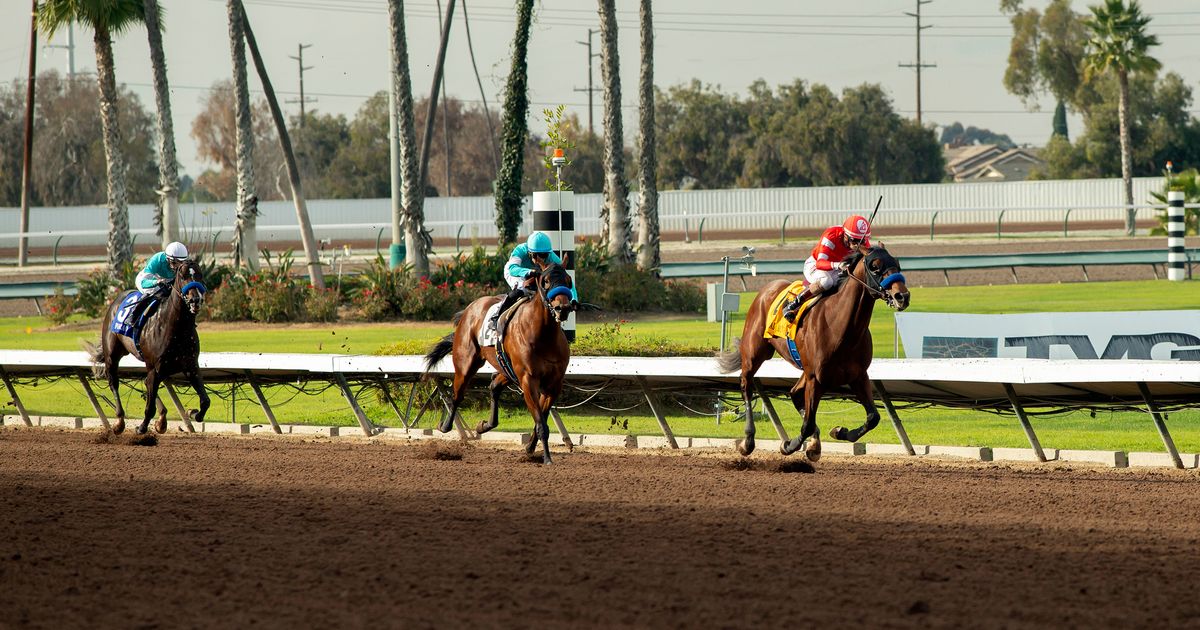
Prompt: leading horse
<box><xmin>87</xmin><ymin>261</ymin><xmax>210</xmax><ymax>435</ymax></box>
<box><xmin>716</xmin><ymin>246</ymin><xmax>910</xmax><ymax>460</ymax></box>
<box><xmin>422</xmin><ymin>264</ymin><xmax>576</xmax><ymax>463</ymax></box>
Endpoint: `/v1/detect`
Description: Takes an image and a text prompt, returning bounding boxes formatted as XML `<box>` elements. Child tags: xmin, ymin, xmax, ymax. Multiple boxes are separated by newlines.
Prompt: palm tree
<box><xmin>387</xmin><ymin>0</ymin><xmax>431</xmax><ymax>273</ymax></box>
<box><xmin>635</xmin><ymin>0</ymin><xmax>658</xmax><ymax>273</ymax></box>
<box><xmin>1084</xmin><ymin>0</ymin><xmax>1160</xmax><ymax>236</ymax></box>
<box><xmin>598</xmin><ymin>0</ymin><xmax>633</xmax><ymax>265</ymax></box>
<box><xmin>239</xmin><ymin>3</ymin><xmax>325</xmax><ymax>288</ymax></box>
<box><xmin>226</xmin><ymin>0</ymin><xmax>257</xmax><ymax>270</ymax></box>
<box><xmin>141</xmin><ymin>0</ymin><xmax>179</xmax><ymax>248</ymax></box>
<box><xmin>494</xmin><ymin>0</ymin><xmax>534</xmax><ymax>247</ymax></box>
<box><xmin>37</xmin><ymin>0</ymin><xmax>143</xmax><ymax>276</ymax></box>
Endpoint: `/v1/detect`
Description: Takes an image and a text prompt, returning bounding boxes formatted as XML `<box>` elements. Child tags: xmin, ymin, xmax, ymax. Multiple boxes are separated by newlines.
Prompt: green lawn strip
<box><xmin>7</xmin><ymin>378</ymin><xmax>1197</xmax><ymax>454</ymax></box>
<box><xmin>3</xmin><ymin>279</ymin><xmax>1196</xmax><ymax>453</ymax></box>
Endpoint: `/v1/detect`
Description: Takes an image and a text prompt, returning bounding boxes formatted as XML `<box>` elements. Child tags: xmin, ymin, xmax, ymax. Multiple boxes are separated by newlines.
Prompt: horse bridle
<box><xmin>845</xmin><ymin>249</ymin><xmax>906</xmax><ymax>308</ymax></box>
<box><xmin>536</xmin><ymin>270</ymin><xmax>576</xmax><ymax>324</ymax></box>
<box><xmin>176</xmin><ymin>263</ymin><xmax>208</xmax><ymax>314</ymax></box>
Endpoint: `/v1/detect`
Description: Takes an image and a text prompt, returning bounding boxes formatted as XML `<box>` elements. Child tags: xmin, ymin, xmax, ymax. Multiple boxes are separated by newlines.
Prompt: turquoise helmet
<box><xmin>526</xmin><ymin>231</ymin><xmax>553</xmax><ymax>254</ymax></box>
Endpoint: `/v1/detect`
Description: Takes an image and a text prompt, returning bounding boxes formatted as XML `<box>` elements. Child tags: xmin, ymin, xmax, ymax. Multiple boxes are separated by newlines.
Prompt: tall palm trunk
<box><xmin>598</xmin><ymin>0</ymin><xmax>632</xmax><ymax>265</ymax></box>
<box><xmin>494</xmin><ymin>0</ymin><xmax>534</xmax><ymax>246</ymax></box>
<box><xmin>142</xmin><ymin>0</ymin><xmax>179</xmax><ymax>248</ymax></box>
<box><xmin>227</xmin><ymin>0</ymin><xmax>257</xmax><ymax>270</ymax></box>
<box><xmin>387</xmin><ymin>0</ymin><xmax>431</xmax><ymax>273</ymax></box>
<box><xmin>635</xmin><ymin>0</ymin><xmax>659</xmax><ymax>273</ymax></box>
<box><xmin>240</xmin><ymin>5</ymin><xmax>325</xmax><ymax>288</ymax></box>
<box><xmin>1117</xmin><ymin>69</ymin><xmax>1135</xmax><ymax>235</ymax></box>
<box><xmin>93</xmin><ymin>27</ymin><xmax>131</xmax><ymax>275</ymax></box>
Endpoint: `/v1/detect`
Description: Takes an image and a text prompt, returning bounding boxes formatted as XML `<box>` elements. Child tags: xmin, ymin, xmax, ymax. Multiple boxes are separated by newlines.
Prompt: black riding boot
<box><xmin>782</xmin><ymin>286</ymin><xmax>822</xmax><ymax>323</ymax></box>
<box><xmin>491</xmin><ymin>286</ymin><xmax>527</xmax><ymax>334</ymax></box>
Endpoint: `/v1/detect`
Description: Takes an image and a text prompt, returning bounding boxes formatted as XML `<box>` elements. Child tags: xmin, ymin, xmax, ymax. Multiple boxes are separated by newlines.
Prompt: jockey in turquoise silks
<box><xmin>489</xmin><ymin>231</ymin><xmax>578</xmax><ymax>330</ymax></box>
<box><xmin>135</xmin><ymin>241</ymin><xmax>189</xmax><ymax>298</ymax></box>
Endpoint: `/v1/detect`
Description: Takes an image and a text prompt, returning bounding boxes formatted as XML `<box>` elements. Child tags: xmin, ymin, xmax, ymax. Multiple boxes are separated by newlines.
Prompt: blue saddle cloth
<box><xmin>110</xmin><ymin>291</ymin><xmax>157</xmax><ymax>349</ymax></box>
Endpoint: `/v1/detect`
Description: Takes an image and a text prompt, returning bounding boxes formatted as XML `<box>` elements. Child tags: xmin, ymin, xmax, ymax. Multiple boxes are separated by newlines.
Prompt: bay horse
<box><xmin>716</xmin><ymin>246</ymin><xmax>910</xmax><ymax>460</ymax></box>
<box><xmin>86</xmin><ymin>260</ymin><xmax>210</xmax><ymax>435</ymax></box>
<box><xmin>422</xmin><ymin>263</ymin><xmax>576</xmax><ymax>464</ymax></box>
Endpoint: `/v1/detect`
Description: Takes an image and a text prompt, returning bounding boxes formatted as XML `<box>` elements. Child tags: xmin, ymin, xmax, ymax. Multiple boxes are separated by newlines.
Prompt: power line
<box><xmin>573</xmin><ymin>28</ymin><xmax>600</xmax><ymax>135</ymax></box>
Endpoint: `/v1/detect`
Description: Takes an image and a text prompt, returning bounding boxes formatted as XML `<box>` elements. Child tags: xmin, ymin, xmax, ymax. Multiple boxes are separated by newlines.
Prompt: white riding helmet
<box><xmin>165</xmin><ymin>241</ymin><xmax>188</xmax><ymax>261</ymax></box>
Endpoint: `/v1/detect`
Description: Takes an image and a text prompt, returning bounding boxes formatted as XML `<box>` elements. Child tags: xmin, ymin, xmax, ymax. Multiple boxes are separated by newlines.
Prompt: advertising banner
<box><xmin>895</xmin><ymin>311</ymin><xmax>1200</xmax><ymax>361</ymax></box>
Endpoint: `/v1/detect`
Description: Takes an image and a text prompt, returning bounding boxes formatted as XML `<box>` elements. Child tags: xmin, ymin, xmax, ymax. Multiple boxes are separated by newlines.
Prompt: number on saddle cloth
<box><xmin>109</xmin><ymin>291</ymin><xmax>159</xmax><ymax>342</ymax></box>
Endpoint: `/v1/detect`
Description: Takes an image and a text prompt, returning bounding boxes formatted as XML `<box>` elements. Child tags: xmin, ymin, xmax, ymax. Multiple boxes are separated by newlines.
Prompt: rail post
<box><xmin>456</xmin><ymin>224</ymin><xmax>464</xmax><ymax>253</ymax></box>
<box><xmin>375</xmin><ymin>227</ymin><xmax>385</xmax><ymax>258</ymax></box>
<box><xmin>53</xmin><ymin>235</ymin><xmax>64</xmax><ymax>266</ymax></box>
<box><xmin>997</xmin><ymin>209</ymin><xmax>1007</xmax><ymax>239</ymax></box>
<box><xmin>929</xmin><ymin>211</ymin><xmax>940</xmax><ymax>240</ymax></box>
<box><xmin>683</xmin><ymin>212</ymin><xmax>690</xmax><ymax>243</ymax></box>
<box><xmin>1063</xmin><ymin>208</ymin><xmax>1073</xmax><ymax>238</ymax></box>
<box><xmin>780</xmin><ymin>215</ymin><xmax>790</xmax><ymax>245</ymax></box>
<box><xmin>1168</xmin><ymin>191</ymin><xmax>1186</xmax><ymax>281</ymax></box>
<box><xmin>698</xmin><ymin>217</ymin><xmax>707</xmax><ymax>245</ymax></box>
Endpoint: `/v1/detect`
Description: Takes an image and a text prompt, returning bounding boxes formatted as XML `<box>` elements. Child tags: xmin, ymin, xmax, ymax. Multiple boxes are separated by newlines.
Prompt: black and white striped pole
<box><xmin>533</xmin><ymin>148</ymin><xmax>576</xmax><ymax>341</ymax></box>
<box><xmin>1168</xmin><ymin>190</ymin><xmax>1186</xmax><ymax>281</ymax></box>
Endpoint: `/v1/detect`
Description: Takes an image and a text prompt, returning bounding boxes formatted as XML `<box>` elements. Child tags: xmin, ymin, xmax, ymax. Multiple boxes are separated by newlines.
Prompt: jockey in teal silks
<box><xmin>489</xmin><ymin>231</ymin><xmax>578</xmax><ymax>330</ymax></box>
<box><xmin>135</xmin><ymin>241</ymin><xmax>189</xmax><ymax>298</ymax></box>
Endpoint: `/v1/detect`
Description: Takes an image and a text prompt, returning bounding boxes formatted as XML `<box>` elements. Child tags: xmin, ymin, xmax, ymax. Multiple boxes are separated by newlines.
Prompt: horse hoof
<box><xmin>735</xmin><ymin>439</ymin><xmax>755</xmax><ymax>456</ymax></box>
<box><xmin>135</xmin><ymin>425</ymin><xmax>148</xmax><ymax>435</ymax></box>
<box><xmin>803</xmin><ymin>437</ymin><xmax>822</xmax><ymax>462</ymax></box>
<box><xmin>112</xmin><ymin>420</ymin><xmax>125</xmax><ymax>435</ymax></box>
<box><xmin>829</xmin><ymin>426</ymin><xmax>847</xmax><ymax>441</ymax></box>
<box><xmin>190</xmin><ymin>409</ymin><xmax>202</xmax><ymax>423</ymax></box>
<box><xmin>475</xmin><ymin>421</ymin><xmax>491</xmax><ymax>435</ymax></box>
<box><xmin>155</xmin><ymin>419</ymin><xmax>168</xmax><ymax>434</ymax></box>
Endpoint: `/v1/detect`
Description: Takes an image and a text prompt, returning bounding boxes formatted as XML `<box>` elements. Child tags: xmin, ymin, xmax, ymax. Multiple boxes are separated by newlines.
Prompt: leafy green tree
<box><xmin>493</xmin><ymin>0</ymin><xmax>534</xmax><ymax>246</ymax></box>
<box><xmin>940</xmin><ymin>122</ymin><xmax>1016</xmax><ymax>148</ymax></box>
<box><xmin>1001</xmin><ymin>0</ymin><xmax>1091</xmax><ymax>138</ymax></box>
<box><xmin>1084</xmin><ymin>0</ymin><xmax>1160</xmax><ymax>235</ymax></box>
<box><xmin>38</xmin><ymin>0</ymin><xmax>146</xmax><ymax>275</ymax></box>
<box><xmin>655</xmin><ymin>80</ymin><xmax>748</xmax><ymax>190</ymax></box>
<box><xmin>1034</xmin><ymin>72</ymin><xmax>1200</xmax><ymax>181</ymax></box>
<box><xmin>0</xmin><ymin>71</ymin><xmax>157</xmax><ymax>208</ymax></box>
<box><xmin>190</xmin><ymin>80</ymin><xmax>282</xmax><ymax>202</ymax></box>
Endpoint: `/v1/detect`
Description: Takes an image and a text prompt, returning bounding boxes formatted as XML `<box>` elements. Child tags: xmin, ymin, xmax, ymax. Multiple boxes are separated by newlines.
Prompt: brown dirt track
<box><xmin>3</xmin><ymin>429</ymin><xmax>1200</xmax><ymax>628</ymax></box>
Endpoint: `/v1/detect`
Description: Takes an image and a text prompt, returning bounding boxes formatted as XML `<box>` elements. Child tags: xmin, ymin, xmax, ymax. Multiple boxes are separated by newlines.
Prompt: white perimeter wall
<box><xmin>0</xmin><ymin>177</ymin><xmax>1163</xmax><ymax>248</ymax></box>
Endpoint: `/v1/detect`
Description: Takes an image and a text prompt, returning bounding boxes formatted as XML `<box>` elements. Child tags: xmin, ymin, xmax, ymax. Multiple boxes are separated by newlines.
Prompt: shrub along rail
<box><xmin>0</xmin><ymin>350</ymin><xmax>1195</xmax><ymax>469</ymax></box>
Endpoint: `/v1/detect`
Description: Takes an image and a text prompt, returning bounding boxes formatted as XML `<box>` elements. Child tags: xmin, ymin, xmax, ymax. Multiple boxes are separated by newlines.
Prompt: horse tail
<box><xmin>715</xmin><ymin>338</ymin><xmax>743</xmax><ymax>373</ymax></box>
<box><xmin>423</xmin><ymin>333</ymin><xmax>455</xmax><ymax>379</ymax></box>
<box><xmin>83</xmin><ymin>340</ymin><xmax>107</xmax><ymax>379</ymax></box>
<box><xmin>450</xmin><ymin>309</ymin><xmax>465</xmax><ymax>326</ymax></box>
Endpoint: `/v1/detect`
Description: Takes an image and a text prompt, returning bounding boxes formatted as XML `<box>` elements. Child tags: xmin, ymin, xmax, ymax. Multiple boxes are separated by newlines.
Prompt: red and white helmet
<box><xmin>842</xmin><ymin>215</ymin><xmax>870</xmax><ymax>241</ymax></box>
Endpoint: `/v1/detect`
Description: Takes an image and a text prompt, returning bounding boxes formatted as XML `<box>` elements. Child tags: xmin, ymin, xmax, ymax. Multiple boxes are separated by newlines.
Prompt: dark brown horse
<box><xmin>716</xmin><ymin>246</ymin><xmax>910</xmax><ymax>460</ymax></box>
<box><xmin>87</xmin><ymin>261</ymin><xmax>210</xmax><ymax>435</ymax></box>
<box><xmin>422</xmin><ymin>264</ymin><xmax>576</xmax><ymax>463</ymax></box>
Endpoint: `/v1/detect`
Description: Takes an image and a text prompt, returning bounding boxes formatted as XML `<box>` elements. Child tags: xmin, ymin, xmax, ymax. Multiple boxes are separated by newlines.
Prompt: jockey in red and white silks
<box><xmin>782</xmin><ymin>215</ymin><xmax>872</xmax><ymax>323</ymax></box>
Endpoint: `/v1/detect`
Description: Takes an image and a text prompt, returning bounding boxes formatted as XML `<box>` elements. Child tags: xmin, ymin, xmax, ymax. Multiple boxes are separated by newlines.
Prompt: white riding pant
<box><xmin>803</xmin><ymin>256</ymin><xmax>840</xmax><ymax>291</ymax></box>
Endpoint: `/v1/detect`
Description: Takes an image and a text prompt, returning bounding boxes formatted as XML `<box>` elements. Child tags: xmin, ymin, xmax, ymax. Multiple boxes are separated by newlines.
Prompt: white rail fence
<box><xmin>1</xmin><ymin>351</ymin><xmax>1196</xmax><ymax>468</ymax></box>
<box><xmin>0</xmin><ymin>177</ymin><xmax>1168</xmax><ymax>251</ymax></box>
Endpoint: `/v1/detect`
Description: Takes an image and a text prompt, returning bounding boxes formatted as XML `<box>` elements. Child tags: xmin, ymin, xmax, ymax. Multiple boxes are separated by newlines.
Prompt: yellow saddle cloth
<box><xmin>763</xmin><ymin>280</ymin><xmax>818</xmax><ymax>340</ymax></box>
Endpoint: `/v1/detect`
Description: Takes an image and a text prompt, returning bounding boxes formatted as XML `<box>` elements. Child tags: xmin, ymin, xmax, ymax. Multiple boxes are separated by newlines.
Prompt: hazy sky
<box><xmin>2</xmin><ymin>0</ymin><xmax>1198</xmax><ymax>182</ymax></box>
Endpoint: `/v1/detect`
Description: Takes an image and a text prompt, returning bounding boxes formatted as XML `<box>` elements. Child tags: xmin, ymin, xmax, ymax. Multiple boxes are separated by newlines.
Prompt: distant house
<box><xmin>943</xmin><ymin>144</ymin><xmax>1045</xmax><ymax>182</ymax></box>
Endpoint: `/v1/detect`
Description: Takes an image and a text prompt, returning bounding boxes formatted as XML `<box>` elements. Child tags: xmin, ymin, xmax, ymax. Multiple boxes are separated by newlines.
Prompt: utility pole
<box><xmin>19</xmin><ymin>0</ymin><xmax>37</xmax><ymax>267</ymax></box>
<box><xmin>43</xmin><ymin>20</ymin><xmax>75</xmax><ymax>81</ymax></box>
<box><xmin>573</xmin><ymin>29</ymin><xmax>600</xmax><ymax>135</ymax></box>
<box><xmin>286</xmin><ymin>43</ymin><xmax>316</xmax><ymax>126</ymax></box>
<box><xmin>898</xmin><ymin>0</ymin><xmax>935</xmax><ymax>125</ymax></box>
